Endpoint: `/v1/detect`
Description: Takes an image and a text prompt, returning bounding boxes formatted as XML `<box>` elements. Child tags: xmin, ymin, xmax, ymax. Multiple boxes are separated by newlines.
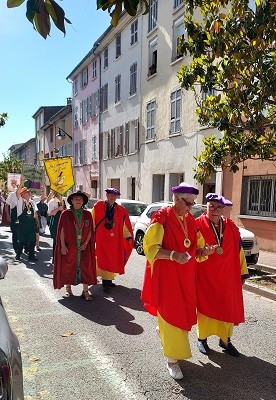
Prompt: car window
<box><xmin>191</xmin><ymin>205</ymin><xmax>207</xmax><ymax>218</ymax></box>
<box><xmin>122</xmin><ymin>202</ymin><xmax>147</xmax><ymax>216</ymax></box>
<box><xmin>86</xmin><ymin>199</ymin><xmax>97</xmax><ymax>209</ymax></box>
<box><xmin>146</xmin><ymin>206</ymin><xmax>161</xmax><ymax>218</ymax></box>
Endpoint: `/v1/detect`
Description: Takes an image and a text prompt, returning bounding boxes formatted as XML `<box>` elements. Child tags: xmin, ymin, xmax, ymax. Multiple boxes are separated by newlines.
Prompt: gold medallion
<box><xmin>110</xmin><ymin>233</ymin><xmax>114</xmax><ymax>237</ymax></box>
<box><xmin>77</xmin><ymin>234</ymin><xmax>82</xmax><ymax>240</ymax></box>
<box><xmin>216</xmin><ymin>246</ymin><xmax>223</xmax><ymax>255</ymax></box>
<box><xmin>184</xmin><ymin>238</ymin><xmax>191</xmax><ymax>248</ymax></box>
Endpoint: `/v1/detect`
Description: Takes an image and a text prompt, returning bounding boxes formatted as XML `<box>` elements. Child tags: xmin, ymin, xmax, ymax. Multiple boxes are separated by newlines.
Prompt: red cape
<box><xmin>53</xmin><ymin>209</ymin><xmax>97</xmax><ymax>289</ymax></box>
<box><xmin>93</xmin><ymin>201</ymin><xmax>133</xmax><ymax>274</ymax></box>
<box><xmin>195</xmin><ymin>215</ymin><xmax>245</xmax><ymax>324</ymax></box>
<box><xmin>141</xmin><ymin>207</ymin><xmax>198</xmax><ymax>331</ymax></box>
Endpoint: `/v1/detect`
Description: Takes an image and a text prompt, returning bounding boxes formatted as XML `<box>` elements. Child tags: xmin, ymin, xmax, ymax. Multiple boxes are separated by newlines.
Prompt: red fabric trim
<box><xmin>53</xmin><ymin>209</ymin><xmax>97</xmax><ymax>289</ymax></box>
<box><xmin>195</xmin><ymin>215</ymin><xmax>245</xmax><ymax>324</ymax></box>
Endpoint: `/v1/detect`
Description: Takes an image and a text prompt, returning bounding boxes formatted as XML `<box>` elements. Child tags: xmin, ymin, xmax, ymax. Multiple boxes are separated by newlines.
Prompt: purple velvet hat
<box><xmin>171</xmin><ymin>182</ymin><xmax>199</xmax><ymax>195</ymax></box>
<box><xmin>105</xmin><ymin>187</ymin><xmax>121</xmax><ymax>196</ymax></box>
<box><xmin>206</xmin><ymin>193</ymin><xmax>233</xmax><ymax>206</ymax></box>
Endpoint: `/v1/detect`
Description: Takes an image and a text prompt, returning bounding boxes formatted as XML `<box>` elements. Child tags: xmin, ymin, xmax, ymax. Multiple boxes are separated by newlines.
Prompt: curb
<box><xmin>244</xmin><ymin>282</ymin><xmax>276</xmax><ymax>302</ymax></box>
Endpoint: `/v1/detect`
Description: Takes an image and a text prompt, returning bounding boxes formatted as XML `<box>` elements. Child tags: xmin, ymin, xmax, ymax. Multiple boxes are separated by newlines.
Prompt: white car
<box><xmin>86</xmin><ymin>199</ymin><xmax>148</xmax><ymax>231</ymax></box>
<box><xmin>134</xmin><ymin>202</ymin><xmax>259</xmax><ymax>265</ymax></box>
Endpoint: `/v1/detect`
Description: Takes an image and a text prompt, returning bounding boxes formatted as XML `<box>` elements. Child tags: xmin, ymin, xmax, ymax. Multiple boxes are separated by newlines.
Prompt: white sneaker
<box><xmin>166</xmin><ymin>362</ymin><xmax>183</xmax><ymax>380</ymax></box>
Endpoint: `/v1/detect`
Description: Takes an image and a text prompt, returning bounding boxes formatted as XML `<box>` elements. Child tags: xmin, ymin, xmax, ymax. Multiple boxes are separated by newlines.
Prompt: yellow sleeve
<box><xmin>196</xmin><ymin>231</ymin><xmax>208</xmax><ymax>262</ymax></box>
<box><xmin>143</xmin><ymin>222</ymin><xmax>164</xmax><ymax>264</ymax></box>
<box><xmin>123</xmin><ymin>223</ymin><xmax>132</xmax><ymax>239</ymax></box>
<box><xmin>240</xmin><ymin>248</ymin><xmax>249</xmax><ymax>275</ymax></box>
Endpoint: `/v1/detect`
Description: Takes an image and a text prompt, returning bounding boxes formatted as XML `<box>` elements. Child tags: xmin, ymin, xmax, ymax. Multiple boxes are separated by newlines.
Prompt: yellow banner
<box><xmin>44</xmin><ymin>157</ymin><xmax>74</xmax><ymax>196</ymax></box>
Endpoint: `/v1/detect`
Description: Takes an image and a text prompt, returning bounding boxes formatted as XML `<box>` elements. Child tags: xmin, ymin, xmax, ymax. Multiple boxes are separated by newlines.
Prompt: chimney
<box><xmin>67</xmin><ymin>97</ymin><xmax>72</xmax><ymax>105</ymax></box>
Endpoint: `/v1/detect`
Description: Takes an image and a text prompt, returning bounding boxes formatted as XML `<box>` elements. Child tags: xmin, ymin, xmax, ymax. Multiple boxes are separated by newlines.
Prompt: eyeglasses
<box><xmin>181</xmin><ymin>198</ymin><xmax>196</xmax><ymax>207</ymax></box>
<box><xmin>208</xmin><ymin>204</ymin><xmax>225</xmax><ymax>211</ymax></box>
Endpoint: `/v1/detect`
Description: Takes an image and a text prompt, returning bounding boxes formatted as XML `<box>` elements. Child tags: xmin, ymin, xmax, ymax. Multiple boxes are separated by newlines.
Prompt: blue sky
<box><xmin>0</xmin><ymin>0</ymin><xmax>111</xmax><ymax>161</ymax></box>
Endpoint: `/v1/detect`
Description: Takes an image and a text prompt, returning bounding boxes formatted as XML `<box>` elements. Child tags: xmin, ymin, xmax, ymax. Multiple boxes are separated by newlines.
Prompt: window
<box><xmin>173</xmin><ymin>0</ymin><xmax>183</xmax><ymax>9</ymax></box>
<box><xmin>73</xmin><ymin>78</ymin><xmax>78</xmax><ymax>96</ymax></box>
<box><xmin>102</xmin><ymin>130</ymin><xmax>110</xmax><ymax>159</ymax></box>
<box><xmin>79</xmin><ymin>139</ymin><xmax>87</xmax><ymax>164</ymax></box>
<box><xmin>100</xmin><ymin>83</ymin><xmax>108</xmax><ymax>112</ymax></box>
<box><xmin>74</xmin><ymin>107</ymin><xmax>79</xmax><ymax>128</ymax></box>
<box><xmin>173</xmin><ymin>16</ymin><xmax>184</xmax><ymax>61</ymax></box>
<box><xmin>241</xmin><ymin>175</ymin><xmax>276</xmax><ymax>217</ymax></box>
<box><xmin>90</xmin><ymin>92</ymin><xmax>98</xmax><ymax>117</ymax></box>
<box><xmin>170</xmin><ymin>89</ymin><xmax>181</xmax><ymax>134</ymax></box>
<box><xmin>146</xmin><ymin>100</ymin><xmax>156</xmax><ymax>140</ymax></box>
<box><xmin>115</xmin><ymin>126</ymin><xmax>124</xmax><ymax>157</ymax></box>
<box><xmin>202</xmin><ymin>87</ymin><xmax>216</xmax><ymax>101</ymax></box>
<box><xmin>80</xmin><ymin>68</ymin><xmax>88</xmax><ymax>88</ymax></box>
<box><xmin>130</xmin><ymin>62</ymin><xmax>137</xmax><ymax>96</ymax></box>
<box><xmin>115</xmin><ymin>74</ymin><xmax>121</xmax><ymax>103</ymax></box>
<box><xmin>148</xmin><ymin>0</ymin><xmax>158</xmax><ymax>32</ymax></box>
<box><xmin>116</xmin><ymin>33</ymin><xmax>121</xmax><ymax>58</ymax></box>
<box><xmin>74</xmin><ymin>142</ymin><xmax>79</xmax><ymax>164</ymax></box>
<box><xmin>92</xmin><ymin>60</ymin><xmax>97</xmax><ymax>79</ymax></box>
<box><xmin>50</xmin><ymin>127</ymin><xmax>53</xmax><ymax>143</ymax></box>
<box><xmin>125</xmin><ymin>119</ymin><xmax>139</xmax><ymax>154</ymax></box>
<box><xmin>81</xmin><ymin>98</ymin><xmax>89</xmax><ymax>124</ymax></box>
<box><xmin>91</xmin><ymin>135</ymin><xmax>97</xmax><ymax>161</ymax></box>
<box><xmin>104</xmin><ymin>47</ymin><xmax>109</xmax><ymax>69</ymax></box>
<box><xmin>148</xmin><ymin>37</ymin><xmax>157</xmax><ymax>76</ymax></box>
<box><xmin>131</xmin><ymin>19</ymin><xmax>138</xmax><ymax>45</ymax></box>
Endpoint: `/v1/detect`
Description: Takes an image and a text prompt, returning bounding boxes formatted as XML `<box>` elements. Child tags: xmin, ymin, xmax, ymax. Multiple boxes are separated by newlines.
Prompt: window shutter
<box><xmin>135</xmin><ymin>118</ymin><xmax>139</xmax><ymax>151</ymax></box>
<box><xmin>125</xmin><ymin>122</ymin><xmax>129</xmax><ymax>154</ymax></box>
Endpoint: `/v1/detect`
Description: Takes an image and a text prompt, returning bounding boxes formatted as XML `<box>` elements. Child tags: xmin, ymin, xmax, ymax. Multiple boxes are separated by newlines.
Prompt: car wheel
<box><xmin>135</xmin><ymin>232</ymin><xmax>145</xmax><ymax>255</ymax></box>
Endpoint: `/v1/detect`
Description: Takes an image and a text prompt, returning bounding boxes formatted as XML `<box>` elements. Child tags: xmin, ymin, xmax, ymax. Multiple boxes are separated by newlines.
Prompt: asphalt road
<box><xmin>0</xmin><ymin>226</ymin><xmax>275</xmax><ymax>400</ymax></box>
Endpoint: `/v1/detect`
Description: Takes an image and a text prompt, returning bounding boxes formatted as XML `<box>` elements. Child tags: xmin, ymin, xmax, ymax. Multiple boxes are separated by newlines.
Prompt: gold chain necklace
<box><xmin>174</xmin><ymin>209</ymin><xmax>191</xmax><ymax>248</ymax></box>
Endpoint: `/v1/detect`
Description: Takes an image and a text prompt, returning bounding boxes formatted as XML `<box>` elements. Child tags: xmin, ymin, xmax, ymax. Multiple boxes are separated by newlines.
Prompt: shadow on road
<box><xmin>58</xmin><ymin>284</ymin><xmax>145</xmax><ymax>336</ymax></box>
<box><xmin>175</xmin><ymin>350</ymin><xmax>276</xmax><ymax>400</ymax></box>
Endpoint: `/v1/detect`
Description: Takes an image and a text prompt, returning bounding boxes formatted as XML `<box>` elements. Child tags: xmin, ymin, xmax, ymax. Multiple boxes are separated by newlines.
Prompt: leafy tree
<box><xmin>178</xmin><ymin>0</ymin><xmax>276</xmax><ymax>183</ymax></box>
<box><xmin>6</xmin><ymin>0</ymin><xmax>149</xmax><ymax>38</ymax></box>
<box><xmin>0</xmin><ymin>154</ymin><xmax>23</xmax><ymax>190</ymax></box>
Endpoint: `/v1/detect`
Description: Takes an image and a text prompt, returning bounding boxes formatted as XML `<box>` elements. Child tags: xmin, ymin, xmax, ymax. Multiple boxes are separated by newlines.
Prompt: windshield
<box><xmin>121</xmin><ymin>202</ymin><xmax>147</xmax><ymax>216</ymax></box>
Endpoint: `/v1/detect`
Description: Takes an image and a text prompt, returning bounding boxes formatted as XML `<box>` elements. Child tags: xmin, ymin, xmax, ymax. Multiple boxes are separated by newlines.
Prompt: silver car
<box><xmin>0</xmin><ymin>256</ymin><xmax>24</xmax><ymax>399</ymax></box>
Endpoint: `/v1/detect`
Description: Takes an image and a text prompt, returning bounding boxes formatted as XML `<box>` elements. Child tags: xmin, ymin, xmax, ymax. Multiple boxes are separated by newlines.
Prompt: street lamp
<box><xmin>56</xmin><ymin>127</ymin><xmax>73</xmax><ymax>140</ymax></box>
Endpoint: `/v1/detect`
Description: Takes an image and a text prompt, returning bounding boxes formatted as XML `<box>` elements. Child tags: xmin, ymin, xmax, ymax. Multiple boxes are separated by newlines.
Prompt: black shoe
<box><xmin>197</xmin><ymin>339</ymin><xmax>211</xmax><ymax>355</ymax></box>
<box><xmin>219</xmin><ymin>339</ymin><xmax>240</xmax><ymax>357</ymax></box>
<box><xmin>102</xmin><ymin>279</ymin><xmax>115</xmax><ymax>287</ymax></box>
<box><xmin>28</xmin><ymin>257</ymin><xmax>38</xmax><ymax>262</ymax></box>
<box><xmin>15</xmin><ymin>255</ymin><xmax>20</xmax><ymax>261</ymax></box>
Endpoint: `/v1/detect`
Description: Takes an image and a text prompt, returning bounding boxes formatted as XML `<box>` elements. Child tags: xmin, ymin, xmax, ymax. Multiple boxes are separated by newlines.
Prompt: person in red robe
<box><xmin>53</xmin><ymin>191</ymin><xmax>97</xmax><ymax>300</ymax></box>
<box><xmin>91</xmin><ymin>188</ymin><xmax>133</xmax><ymax>291</ymax></box>
<box><xmin>195</xmin><ymin>193</ymin><xmax>249</xmax><ymax>357</ymax></box>
<box><xmin>141</xmin><ymin>182</ymin><xmax>215</xmax><ymax>380</ymax></box>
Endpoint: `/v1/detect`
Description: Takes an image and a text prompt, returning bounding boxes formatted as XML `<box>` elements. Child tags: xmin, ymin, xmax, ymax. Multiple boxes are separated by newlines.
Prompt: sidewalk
<box><xmin>257</xmin><ymin>250</ymin><xmax>276</xmax><ymax>269</ymax></box>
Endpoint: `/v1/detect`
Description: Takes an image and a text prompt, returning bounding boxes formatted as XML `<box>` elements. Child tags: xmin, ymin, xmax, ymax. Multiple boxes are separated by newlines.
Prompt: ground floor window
<box><xmin>241</xmin><ymin>175</ymin><xmax>276</xmax><ymax>217</ymax></box>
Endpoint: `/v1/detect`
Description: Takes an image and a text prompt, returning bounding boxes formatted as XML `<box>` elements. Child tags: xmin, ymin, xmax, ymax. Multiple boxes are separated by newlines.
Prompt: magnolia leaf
<box><xmin>33</xmin><ymin>12</ymin><xmax>50</xmax><ymax>39</ymax></box>
<box><xmin>7</xmin><ymin>0</ymin><xmax>25</xmax><ymax>8</ymax></box>
<box><xmin>111</xmin><ymin>1</ymin><xmax>122</xmax><ymax>27</ymax></box>
<box><xmin>45</xmin><ymin>0</ymin><xmax>57</xmax><ymax>21</ymax></box>
<box><xmin>50</xmin><ymin>0</ymin><xmax>66</xmax><ymax>34</ymax></box>
<box><xmin>28</xmin><ymin>355</ymin><xmax>41</xmax><ymax>361</ymax></box>
<box><xmin>60</xmin><ymin>331</ymin><xmax>74</xmax><ymax>337</ymax></box>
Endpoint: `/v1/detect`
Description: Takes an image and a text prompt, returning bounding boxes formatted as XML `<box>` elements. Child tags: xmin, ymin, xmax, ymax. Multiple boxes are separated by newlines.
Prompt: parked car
<box><xmin>0</xmin><ymin>256</ymin><xmax>24</xmax><ymax>399</ymax></box>
<box><xmin>86</xmin><ymin>199</ymin><xmax>148</xmax><ymax>230</ymax></box>
<box><xmin>133</xmin><ymin>202</ymin><xmax>259</xmax><ymax>265</ymax></box>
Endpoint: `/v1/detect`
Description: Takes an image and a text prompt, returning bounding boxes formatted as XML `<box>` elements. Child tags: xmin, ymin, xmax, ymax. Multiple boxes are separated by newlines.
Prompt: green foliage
<box><xmin>178</xmin><ymin>0</ymin><xmax>276</xmax><ymax>183</ymax></box>
<box><xmin>0</xmin><ymin>113</ymin><xmax>8</xmax><ymax>128</ymax></box>
<box><xmin>0</xmin><ymin>154</ymin><xmax>23</xmax><ymax>189</ymax></box>
<box><xmin>7</xmin><ymin>0</ymin><xmax>149</xmax><ymax>38</ymax></box>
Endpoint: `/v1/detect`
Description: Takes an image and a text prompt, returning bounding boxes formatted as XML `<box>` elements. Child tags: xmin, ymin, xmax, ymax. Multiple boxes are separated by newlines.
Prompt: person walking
<box><xmin>53</xmin><ymin>190</ymin><xmax>97</xmax><ymax>300</ymax></box>
<box><xmin>13</xmin><ymin>177</ymin><xmax>40</xmax><ymax>262</ymax></box>
<box><xmin>91</xmin><ymin>188</ymin><xmax>133</xmax><ymax>291</ymax></box>
<box><xmin>141</xmin><ymin>182</ymin><xmax>214</xmax><ymax>380</ymax></box>
<box><xmin>195</xmin><ymin>193</ymin><xmax>249</xmax><ymax>357</ymax></box>
<box><xmin>47</xmin><ymin>191</ymin><xmax>66</xmax><ymax>263</ymax></box>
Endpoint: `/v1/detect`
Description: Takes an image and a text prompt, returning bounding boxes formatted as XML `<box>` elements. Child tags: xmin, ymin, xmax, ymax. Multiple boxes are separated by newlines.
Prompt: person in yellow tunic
<box><xmin>195</xmin><ymin>193</ymin><xmax>249</xmax><ymax>357</ymax></box>
<box><xmin>141</xmin><ymin>182</ymin><xmax>215</xmax><ymax>380</ymax></box>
